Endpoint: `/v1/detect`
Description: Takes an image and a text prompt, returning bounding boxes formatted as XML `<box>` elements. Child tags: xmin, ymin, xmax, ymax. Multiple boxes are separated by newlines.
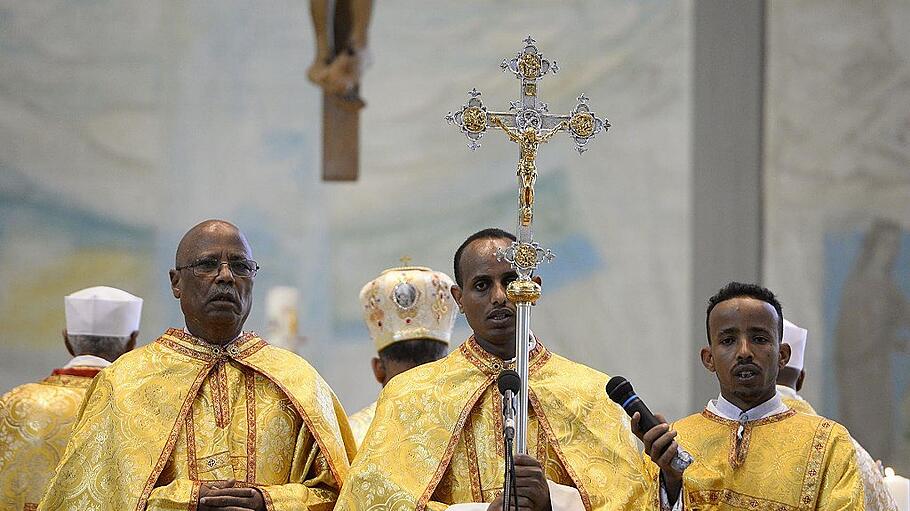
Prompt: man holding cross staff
<box><xmin>335</xmin><ymin>37</ymin><xmax>659</xmax><ymax>511</ymax></box>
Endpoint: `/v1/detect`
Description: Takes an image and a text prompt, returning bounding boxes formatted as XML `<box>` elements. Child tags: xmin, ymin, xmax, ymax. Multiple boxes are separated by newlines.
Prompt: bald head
<box><xmin>170</xmin><ymin>219</ymin><xmax>256</xmax><ymax>344</ymax></box>
<box><xmin>176</xmin><ymin>219</ymin><xmax>251</xmax><ymax>266</ymax></box>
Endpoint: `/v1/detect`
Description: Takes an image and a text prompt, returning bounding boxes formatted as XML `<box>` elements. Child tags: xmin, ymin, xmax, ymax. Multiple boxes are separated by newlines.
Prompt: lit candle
<box><xmin>885</xmin><ymin>467</ymin><xmax>910</xmax><ymax>511</ymax></box>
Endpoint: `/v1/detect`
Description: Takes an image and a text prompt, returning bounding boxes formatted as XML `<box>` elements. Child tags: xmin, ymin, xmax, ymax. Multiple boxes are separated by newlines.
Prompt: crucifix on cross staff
<box><xmin>445</xmin><ymin>35</ymin><xmax>610</xmax><ymax>455</ymax></box>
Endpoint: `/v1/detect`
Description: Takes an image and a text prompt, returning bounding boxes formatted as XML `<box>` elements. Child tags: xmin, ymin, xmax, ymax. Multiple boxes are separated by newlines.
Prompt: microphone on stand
<box><xmin>497</xmin><ymin>370</ymin><xmax>521</xmax><ymax>511</ymax></box>
<box><xmin>498</xmin><ymin>370</ymin><xmax>520</xmax><ymax>441</ymax></box>
<box><xmin>606</xmin><ymin>376</ymin><xmax>693</xmax><ymax>472</ymax></box>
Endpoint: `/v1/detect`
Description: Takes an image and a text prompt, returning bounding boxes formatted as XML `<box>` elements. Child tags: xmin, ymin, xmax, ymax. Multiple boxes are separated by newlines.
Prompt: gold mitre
<box><xmin>359</xmin><ymin>265</ymin><xmax>457</xmax><ymax>352</ymax></box>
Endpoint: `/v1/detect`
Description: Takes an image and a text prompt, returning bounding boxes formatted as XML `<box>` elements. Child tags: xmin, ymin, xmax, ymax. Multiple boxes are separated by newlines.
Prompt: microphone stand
<box><xmin>502</xmin><ymin>390</ymin><xmax>518</xmax><ymax>511</ymax></box>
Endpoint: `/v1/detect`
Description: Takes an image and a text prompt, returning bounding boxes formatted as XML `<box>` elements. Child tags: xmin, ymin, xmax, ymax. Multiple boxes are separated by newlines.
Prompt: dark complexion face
<box><xmin>701</xmin><ymin>297</ymin><xmax>791</xmax><ymax>411</ymax></box>
<box><xmin>451</xmin><ymin>237</ymin><xmax>537</xmax><ymax>360</ymax></box>
<box><xmin>169</xmin><ymin>221</ymin><xmax>254</xmax><ymax>345</ymax></box>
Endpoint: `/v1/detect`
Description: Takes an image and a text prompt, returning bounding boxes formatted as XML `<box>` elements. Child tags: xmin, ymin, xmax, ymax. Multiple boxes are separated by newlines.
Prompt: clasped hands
<box><xmin>486</xmin><ymin>454</ymin><xmax>552</xmax><ymax>511</ymax></box>
<box><xmin>198</xmin><ymin>478</ymin><xmax>265</xmax><ymax>511</ymax></box>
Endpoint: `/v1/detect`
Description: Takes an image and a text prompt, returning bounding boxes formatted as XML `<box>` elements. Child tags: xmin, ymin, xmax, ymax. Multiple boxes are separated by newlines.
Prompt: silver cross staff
<box><xmin>445</xmin><ymin>36</ymin><xmax>609</xmax><ymax>454</ymax></box>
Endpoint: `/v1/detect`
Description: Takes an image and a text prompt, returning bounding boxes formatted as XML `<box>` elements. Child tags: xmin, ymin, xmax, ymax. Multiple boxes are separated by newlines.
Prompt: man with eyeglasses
<box><xmin>39</xmin><ymin>219</ymin><xmax>356</xmax><ymax>511</ymax></box>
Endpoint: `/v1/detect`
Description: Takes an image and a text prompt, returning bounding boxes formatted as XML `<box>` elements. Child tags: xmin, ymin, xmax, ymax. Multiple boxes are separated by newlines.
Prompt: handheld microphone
<box><xmin>606</xmin><ymin>376</ymin><xmax>693</xmax><ymax>472</ymax></box>
<box><xmin>497</xmin><ymin>370</ymin><xmax>521</xmax><ymax>441</ymax></box>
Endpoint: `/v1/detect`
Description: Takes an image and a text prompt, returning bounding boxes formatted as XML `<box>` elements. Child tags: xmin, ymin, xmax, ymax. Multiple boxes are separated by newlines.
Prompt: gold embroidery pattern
<box><xmin>528</xmin><ymin>389</ymin><xmax>592</xmax><ymax>511</ymax></box>
<box><xmin>690</xmin><ymin>488</ymin><xmax>794</xmax><ymax>511</ymax></box>
<box><xmin>237</xmin><ymin>358</ymin><xmax>350</xmax><ymax>487</ymax></box>
<box><xmin>799</xmin><ymin>419</ymin><xmax>833</xmax><ymax>509</ymax></box>
<box><xmin>700</xmin><ymin>409</ymin><xmax>797</xmax><ymax>469</ymax></box>
<box><xmin>245</xmin><ymin>368</ymin><xmax>257</xmax><ymax>482</ymax></box>
<box><xmin>462</xmin><ymin>416</ymin><xmax>484</xmax><ymax>502</ymax></box>
<box><xmin>417</xmin><ymin>380</ymin><xmax>492</xmax><ymax>511</ymax></box>
<box><xmin>260</xmin><ymin>486</ymin><xmax>276</xmax><ymax>511</ymax></box>
<box><xmin>138</xmin><ymin>362</ymin><xmax>216</xmax><ymax>510</ymax></box>
<box><xmin>460</xmin><ymin>336</ymin><xmax>550</xmax><ymax>376</ymax></box>
<box><xmin>213</xmin><ymin>363</ymin><xmax>230</xmax><ymax>429</ymax></box>
<box><xmin>430</xmin><ymin>275</ymin><xmax>450</xmax><ymax>323</ymax></box>
<box><xmin>186</xmin><ymin>409</ymin><xmax>199</xmax><ymax>479</ymax></box>
<box><xmin>37</xmin><ymin>331</ymin><xmax>353</xmax><ymax>511</ymax></box>
<box><xmin>188</xmin><ymin>481</ymin><xmax>200</xmax><ymax>511</ymax></box>
<box><xmin>334</xmin><ymin>337</ymin><xmax>649</xmax><ymax>511</ymax></box>
<box><xmin>0</xmin><ymin>374</ymin><xmax>94</xmax><ymax>511</ymax></box>
<box><xmin>646</xmin><ymin>411</ymin><xmax>864</xmax><ymax>511</ymax></box>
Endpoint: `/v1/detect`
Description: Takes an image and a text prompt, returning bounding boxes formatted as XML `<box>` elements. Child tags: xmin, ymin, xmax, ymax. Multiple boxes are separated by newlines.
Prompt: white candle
<box><xmin>885</xmin><ymin>467</ymin><xmax>910</xmax><ymax>511</ymax></box>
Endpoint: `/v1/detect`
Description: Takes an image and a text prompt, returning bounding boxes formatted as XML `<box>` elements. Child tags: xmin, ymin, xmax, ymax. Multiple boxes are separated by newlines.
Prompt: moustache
<box><xmin>208</xmin><ymin>286</ymin><xmax>239</xmax><ymax>303</ymax></box>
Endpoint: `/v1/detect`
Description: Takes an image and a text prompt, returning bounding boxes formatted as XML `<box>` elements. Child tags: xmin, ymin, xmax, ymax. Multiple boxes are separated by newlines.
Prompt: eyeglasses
<box><xmin>176</xmin><ymin>258</ymin><xmax>260</xmax><ymax>278</ymax></box>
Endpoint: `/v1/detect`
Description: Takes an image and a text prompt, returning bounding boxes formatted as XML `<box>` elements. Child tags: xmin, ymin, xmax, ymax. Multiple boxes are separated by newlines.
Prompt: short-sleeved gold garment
<box><xmin>0</xmin><ymin>369</ymin><xmax>98</xmax><ymax>511</ymax></box>
<box><xmin>643</xmin><ymin>410</ymin><xmax>864</xmax><ymax>510</ymax></box>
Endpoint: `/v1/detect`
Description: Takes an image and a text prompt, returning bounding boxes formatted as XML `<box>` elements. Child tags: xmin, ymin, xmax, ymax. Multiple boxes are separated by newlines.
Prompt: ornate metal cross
<box><xmin>445</xmin><ymin>36</ymin><xmax>609</xmax><ymax>454</ymax></box>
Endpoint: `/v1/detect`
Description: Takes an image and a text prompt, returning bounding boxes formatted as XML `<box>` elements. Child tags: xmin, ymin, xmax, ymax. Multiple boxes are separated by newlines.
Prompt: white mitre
<box><xmin>65</xmin><ymin>286</ymin><xmax>143</xmax><ymax>337</ymax></box>
<box><xmin>782</xmin><ymin>318</ymin><xmax>807</xmax><ymax>371</ymax></box>
<box><xmin>359</xmin><ymin>266</ymin><xmax>457</xmax><ymax>352</ymax></box>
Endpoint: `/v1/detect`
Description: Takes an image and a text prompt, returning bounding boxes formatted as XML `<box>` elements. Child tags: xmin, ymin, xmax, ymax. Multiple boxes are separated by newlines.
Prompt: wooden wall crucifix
<box><xmin>308</xmin><ymin>0</ymin><xmax>373</xmax><ymax>181</ymax></box>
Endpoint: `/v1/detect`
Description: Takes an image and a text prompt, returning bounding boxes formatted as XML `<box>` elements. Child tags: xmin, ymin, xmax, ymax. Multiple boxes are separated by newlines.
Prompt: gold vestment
<box><xmin>644</xmin><ymin>409</ymin><xmax>863</xmax><ymax>510</ymax></box>
<box><xmin>37</xmin><ymin>329</ymin><xmax>355</xmax><ymax>511</ymax></box>
<box><xmin>335</xmin><ymin>337</ymin><xmax>648</xmax><ymax>511</ymax></box>
<box><xmin>781</xmin><ymin>395</ymin><xmax>898</xmax><ymax>511</ymax></box>
<box><xmin>348</xmin><ymin>401</ymin><xmax>376</xmax><ymax>449</ymax></box>
<box><xmin>0</xmin><ymin>368</ymin><xmax>99</xmax><ymax>511</ymax></box>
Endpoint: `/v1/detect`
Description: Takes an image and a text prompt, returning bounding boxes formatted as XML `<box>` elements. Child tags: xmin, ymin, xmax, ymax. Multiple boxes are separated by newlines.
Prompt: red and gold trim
<box><xmin>460</xmin><ymin>336</ymin><xmax>550</xmax><ymax>377</ymax></box>
<box><xmin>186</xmin><ymin>410</ymin><xmax>199</xmax><ymax>480</ymax></box>
<box><xmin>244</xmin><ymin>367</ymin><xmax>258</xmax><ymax>482</ymax></box>
<box><xmin>259</xmin><ymin>486</ymin><xmax>276</xmax><ymax>511</ymax></box>
<box><xmin>211</xmin><ymin>363</ymin><xmax>229</xmax><ymax>429</ymax></box>
<box><xmin>527</xmin><ymin>389</ymin><xmax>592</xmax><ymax>511</ymax></box>
<box><xmin>462</xmin><ymin>417</ymin><xmax>484</xmax><ymax>502</ymax></box>
<box><xmin>136</xmin><ymin>361</ymin><xmax>216</xmax><ymax>511</ymax></box>
<box><xmin>158</xmin><ymin>328</ymin><xmax>264</xmax><ymax>363</ymax></box>
<box><xmin>51</xmin><ymin>367</ymin><xmax>103</xmax><ymax>378</ymax></box>
<box><xmin>689</xmin><ymin>488</ymin><xmax>794</xmax><ymax>511</ymax></box>
<box><xmin>701</xmin><ymin>409</ymin><xmax>797</xmax><ymax>469</ymax></box>
<box><xmin>188</xmin><ymin>480</ymin><xmax>201</xmax><ymax>511</ymax></box>
<box><xmin>417</xmin><ymin>375</ymin><xmax>494</xmax><ymax>511</ymax></box>
<box><xmin>235</xmin><ymin>360</ymin><xmax>344</xmax><ymax>489</ymax></box>
<box><xmin>41</xmin><ymin>373</ymin><xmax>96</xmax><ymax>389</ymax></box>
<box><xmin>798</xmin><ymin>419</ymin><xmax>834</xmax><ymax>509</ymax></box>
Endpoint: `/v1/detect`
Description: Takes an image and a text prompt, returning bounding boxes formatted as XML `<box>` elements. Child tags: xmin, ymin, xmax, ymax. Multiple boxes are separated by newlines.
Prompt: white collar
<box><xmin>63</xmin><ymin>354</ymin><xmax>112</xmax><ymax>369</ymax></box>
<box><xmin>707</xmin><ymin>391</ymin><xmax>788</xmax><ymax>422</ymax></box>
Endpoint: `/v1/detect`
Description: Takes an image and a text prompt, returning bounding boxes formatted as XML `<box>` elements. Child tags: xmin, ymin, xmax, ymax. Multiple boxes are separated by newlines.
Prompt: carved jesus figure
<box><xmin>490</xmin><ymin>116</ymin><xmax>566</xmax><ymax>226</ymax></box>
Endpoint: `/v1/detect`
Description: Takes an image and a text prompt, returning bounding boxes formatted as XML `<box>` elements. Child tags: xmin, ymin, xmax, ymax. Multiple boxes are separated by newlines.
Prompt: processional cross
<box><xmin>446</xmin><ymin>36</ymin><xmax>609</xmax><ymax>454</ymax></box>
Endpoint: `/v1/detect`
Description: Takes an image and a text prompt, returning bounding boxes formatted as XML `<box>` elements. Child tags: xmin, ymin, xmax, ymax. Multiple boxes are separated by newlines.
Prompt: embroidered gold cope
<box><xmin>348</xmin><ymin>401</ymin><xmax>376</xmax><ymax>449</ymax></box>
<box><xmin>335</xmin><ymin>337</ymin><xmax>648</xmax><ymax>511</ymax></box>
<box><xmin>780</xmin><ymin>395</ymin><xmax>898</xmax><ymax>511</ymax></box>
<box><xmin>0</xmin><ymin>371</ymin><xmax>97</xmax><ymax>511</ymax></box>
<box><xmin>37</xmin><ymin>329</ymin><xmax>356</xmax><ymax>511</ymax></box>
<box><xmin>644</xmin><ymin>409</ymin><xmax>864</xmax><ymax>510</ymax></box>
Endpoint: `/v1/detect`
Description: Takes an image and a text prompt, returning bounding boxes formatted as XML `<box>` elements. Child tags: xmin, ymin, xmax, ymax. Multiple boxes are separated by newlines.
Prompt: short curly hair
<box><xmin>705</xmin><ymin>281</ymin><xmax>783</xmax><ymax>344</ymax></box>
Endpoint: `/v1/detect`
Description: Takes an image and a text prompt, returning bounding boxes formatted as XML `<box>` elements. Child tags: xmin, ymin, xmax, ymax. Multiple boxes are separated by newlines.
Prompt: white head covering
<box><xmin>359</xmin><ymin>266</ymin><xmax>457</xmax><ymax>352</ymax></box>
<box><xmin>65</xmin><ymin>286</ymin><xmax>143</xmax><ymax>337</ymax></box>
<box><xmin>782</xmin><ymin>318</ymin><xmax>807</xmax><ymax>370</ymax></box>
